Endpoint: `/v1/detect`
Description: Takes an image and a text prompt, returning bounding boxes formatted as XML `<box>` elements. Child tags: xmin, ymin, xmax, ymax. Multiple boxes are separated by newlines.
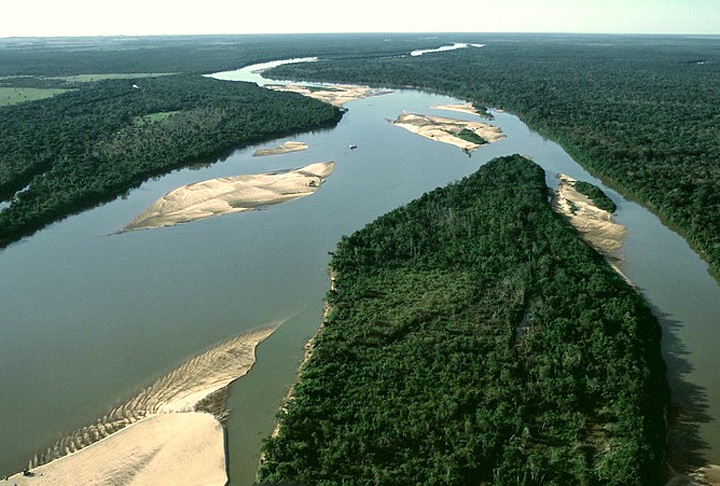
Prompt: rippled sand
<box><xmin>123</xmin><ymin>161</ymin><xmax>334</xmax><ymax>232</ymax></box>
<box><xmin>10</xmin><ymin>325</ymin><xmax>279</xmax><ymax>485</ymax></box>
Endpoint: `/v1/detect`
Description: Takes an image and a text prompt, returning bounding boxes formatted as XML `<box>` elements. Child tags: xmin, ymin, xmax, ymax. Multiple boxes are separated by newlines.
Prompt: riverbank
<box><xmin>551</xmin><ymin>173</ymin><xmax>626</xmax><ymax>258</ymax></box>
<box><xmin>391</xmin><ymin>111</ymin><xmax>505</xmax><ymax>152</ymax></box>
<box><xmin>123</xmin><ymin>161</ymin><xmax>334</xmax><ymax>231</ymax></box>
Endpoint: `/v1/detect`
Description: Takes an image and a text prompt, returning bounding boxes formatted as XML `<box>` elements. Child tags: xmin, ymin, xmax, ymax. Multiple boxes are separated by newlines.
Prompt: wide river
<box><xmin>1</xmin><ymin>57</ymin><xmax>718</xmax><ymax>483</ymax></box>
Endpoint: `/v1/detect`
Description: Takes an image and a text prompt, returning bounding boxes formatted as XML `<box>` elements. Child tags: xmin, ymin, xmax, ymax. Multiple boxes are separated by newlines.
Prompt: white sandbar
<box><xmin>123</xmin><ymin>161</ymin><xmax>334</xmax><ymax>231</ymax></box>
<box><xmin>10</xmin><ymin>413</ymin><xmax>226</xmax><ymax>486</ymax></box>
<box><xmin>391</xmin><ymin>111</ymin><xmax>504</xmax><ymax>152</ymax></box>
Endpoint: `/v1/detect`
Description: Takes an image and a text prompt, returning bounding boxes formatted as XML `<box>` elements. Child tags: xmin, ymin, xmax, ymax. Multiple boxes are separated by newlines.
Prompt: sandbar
<box><xmin>10</xmin><ymin>413</ymin><xmax>226</xmax><ymax>486</ymax></box>
<box><xmin>391</xmin><ymin>111</ymin><xmax>505</xmax><ymax>152</ymax></box>
<box><xmin>123</xmin><ymin>161</ymin><xmax>334</xmax><ymax>232</ymax></box>
<box><xmin>551</xmin><ymin>174</ymin><xmax>626</xmax><ymax>258</ymax></box>
<box><xmin>265</xmin><ymin>84</ymin><xmax>390</xmax><ymax>107</ymax></box>
<box><xmin>9</xmin><ymin>325</ymin><xmax>279</xmax><ymax>484</ymax></box>
<box><xmin>254</xmin><ymin>141</ymin><xmax>308</xmax><ymax>157</ymax></box>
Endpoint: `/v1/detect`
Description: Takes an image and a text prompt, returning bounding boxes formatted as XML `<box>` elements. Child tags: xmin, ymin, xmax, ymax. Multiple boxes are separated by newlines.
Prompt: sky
<box><xmin>2</xmin><ymin>0</ymin><xmax>718</xmax><ymax>37</ymax></box>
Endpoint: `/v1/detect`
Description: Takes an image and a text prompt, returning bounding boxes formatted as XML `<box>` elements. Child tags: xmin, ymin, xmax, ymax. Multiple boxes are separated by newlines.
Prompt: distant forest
<box><xmin>3</xmin><ymin>34</ymin><xmax>717</xmax><ymax>264</ymax></box>
<box><xmin>0</xmin><ymin>34</ymin><xmax>469</xmax><ymax>246</ymax></box>
<box><xmin>267</xmin><ymin>35</ymin><xmax>720</xmax><ymax>277</ymax></box>
<box><xmin>258</xmin><ymin>155</ymin><xmax>668</xmax><ymax>485</ymax></box>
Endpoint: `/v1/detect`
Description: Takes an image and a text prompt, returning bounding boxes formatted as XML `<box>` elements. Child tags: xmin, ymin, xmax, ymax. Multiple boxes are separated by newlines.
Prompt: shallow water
<box><xmin>1</xmin><ymin>62</ymin><xmax>718</xmax><ymax>482</ymax></box>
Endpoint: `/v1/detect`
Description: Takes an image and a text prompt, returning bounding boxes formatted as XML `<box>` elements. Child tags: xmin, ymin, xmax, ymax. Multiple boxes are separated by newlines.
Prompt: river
<box><xmin>0</xmin><ymin>56</ymin><xmax>718</xmax><ymax>484</ymax></box>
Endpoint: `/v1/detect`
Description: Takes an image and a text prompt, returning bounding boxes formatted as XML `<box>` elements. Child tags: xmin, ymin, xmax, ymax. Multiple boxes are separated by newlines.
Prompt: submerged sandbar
<box><xmin>123</xmin><ymin>161</ymin><xmax>334</xmax><ymax>232</ymax></box>
<box><xmin>391</xmin><ymin>111</ymin><xmax>505</xmax><ymax>152</ymax></box>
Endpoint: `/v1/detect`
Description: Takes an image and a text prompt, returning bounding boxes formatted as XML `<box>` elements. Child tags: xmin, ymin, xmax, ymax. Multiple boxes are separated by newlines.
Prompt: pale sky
<box><xmin>2</xmin><ymin>0</ymin><xmax>718</xmax><ymax>37</ymax></box>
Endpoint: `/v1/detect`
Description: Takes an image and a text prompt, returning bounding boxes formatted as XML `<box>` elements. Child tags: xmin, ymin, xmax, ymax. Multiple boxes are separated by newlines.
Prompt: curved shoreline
<box><xmin>8</xmin><ymin>325</ymin><xmax>279</xmax><ymax>484</ymax></box>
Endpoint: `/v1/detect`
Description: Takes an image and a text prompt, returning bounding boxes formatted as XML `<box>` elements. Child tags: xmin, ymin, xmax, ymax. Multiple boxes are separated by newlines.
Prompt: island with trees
<box><xmin>258</xmin><ymin>155</ymin><xmax>668</xmax><ymax>485</ymax></box>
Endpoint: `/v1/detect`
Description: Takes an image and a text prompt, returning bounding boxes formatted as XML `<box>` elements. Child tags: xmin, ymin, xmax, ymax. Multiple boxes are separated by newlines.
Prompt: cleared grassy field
<box><xmin>0</xmin><ymin>87</ymin><xmax>69</xmax><ymax>106</ymax></box>
<box><xmin>49</xmin><ymin>72</ymin><xmax>176</xmax><ymax>83</ymax></box>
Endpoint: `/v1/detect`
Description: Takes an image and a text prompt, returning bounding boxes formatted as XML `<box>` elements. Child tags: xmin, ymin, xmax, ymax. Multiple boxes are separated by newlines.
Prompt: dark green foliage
<box><xmin>268</xmin><ymin>34</ymin><xmax>720</xmax><ymax>275</ymax></box>
<box><xmin>0</xmin><ymin>74</ymin><xmax>341</xmax><ymax>246</ymax></box>
<box><xmin>455</xmin><ymin>128</ymin><xmax>487</xmax><ymax>145</ymax></box>
<box><xmin>574</xmin><ymin>180</ymin><xmax>617</xmax><ymax>213</ymax></box>
<box><xmin>258</xmin><ymin>155</ymin><xmax>668</xmax><ymax>485</ymax></box>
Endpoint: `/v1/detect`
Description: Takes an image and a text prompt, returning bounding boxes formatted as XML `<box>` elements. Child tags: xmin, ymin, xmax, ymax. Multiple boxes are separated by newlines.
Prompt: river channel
<box><xmin>0</xmin><ymin>56</ymin><xmax>718</xmax><ymax>483</ymax></box>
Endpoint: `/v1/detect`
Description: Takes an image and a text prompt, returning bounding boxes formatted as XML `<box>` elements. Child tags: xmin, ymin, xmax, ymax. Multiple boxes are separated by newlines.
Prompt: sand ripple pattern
<box><xmin>29</xmin><ymin>326</ymin><xmax>277</xmax><ymax>468</ymax></box>
<box><xmin>122</xmin><ymin>161</ymin><xmax>334</xmax><ymax>232</ymax></box>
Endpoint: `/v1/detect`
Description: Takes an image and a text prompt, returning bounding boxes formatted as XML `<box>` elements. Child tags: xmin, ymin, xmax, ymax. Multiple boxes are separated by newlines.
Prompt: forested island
<box><xmin>258</xmin><ymin>155</ymin><xmax>668</xmax><ymax>485</ymax></box>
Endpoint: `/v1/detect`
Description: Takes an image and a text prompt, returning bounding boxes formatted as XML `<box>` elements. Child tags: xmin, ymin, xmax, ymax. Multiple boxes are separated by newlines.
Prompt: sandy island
<box><xmin>265</xmin><ymin>84</ymin><xmax>390</xmax><ymax>107</ymax></box>
<box><xmin>391</xmin><ymin>111</ymin><xmax>505</xmax><ymax>152</ymax></box>
<box><xmin>253</xmin><ymin>141</ymin><xmax>308</xmax><ymax>157</ymax></box>
<box><xmin>9</xmin><ymin>325</ymin><xmax>279</xmax><ymax>485</ymax></box>
<box><xmin>551</xmin><ymin>174</ymin><xmax>626</xmax><ymax>258</ymax></box>
<box><xmin>122</xmin><ymin>161</ymin><xmax>334</xmax><ymax>232</ymax></box>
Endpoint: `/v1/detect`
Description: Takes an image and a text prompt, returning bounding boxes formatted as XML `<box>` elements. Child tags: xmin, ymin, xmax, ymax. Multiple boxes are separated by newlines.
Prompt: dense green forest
<box><xmin>573</xmin><ymin>180</ymin><xmax>617</xmax><ymax>213</ymax></box>
<box><xmin>0</xmin><ymin>34</ymin><xmax>454</xmax><ymax>78</ymax></box>
<box><xmin>0</xmin><ymin>34</ymin><xmax>474</xmax><ymax>246</ymax></box>
<box><xmin>0</xmin><ymin>74</ymin><xmax>341</xmax><ymax>246</ymax></box>
<box><xmin>267</xmin><ymin>35</ymin><xmax>720</xmax><ymax>276</ymax></box>
<box><xmin>258</xmin><ymin>155</ymin><xmax>668</xmax><ymax>485</ymax></box>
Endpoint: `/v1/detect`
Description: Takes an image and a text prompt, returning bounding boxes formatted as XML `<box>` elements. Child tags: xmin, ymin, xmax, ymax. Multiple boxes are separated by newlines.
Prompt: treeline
<box><xmin>267</xmin><ymin>35</ymin><xmax>720</xmax><ymax>275</ymax></box>
<box><xmin>258</xmin><ymin>155</ymin><xmax>668</xmax><ymax>485</ymax></box>
<box><xmin>0</xmin><ymin>74</ymin><xmax>341</xmax><ymax>246</ymax></box>
<box><xmin>0</xmin><ymin>34</ymin><xmax>460</xmax><ymax>77</ymax></box>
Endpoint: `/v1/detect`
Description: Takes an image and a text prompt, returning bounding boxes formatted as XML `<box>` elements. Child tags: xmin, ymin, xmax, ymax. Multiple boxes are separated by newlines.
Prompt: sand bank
<box><xmin>391</xmin><ymin>112</ymin><xmax>504</xmax><ymax>152</ymax></box>
<box><xmin>123</xmin><ymin>161</ymin><xmax>334</xmax><ymax>232</ymax></box>
<box><xmin>695</xmin><ymin>465</ymin><xmax>720</xmax><ymax>485</ymax></box>
<box><xmin>265</xmin><ymin>84</ymin><xmax>389</xmax><ymax>107</ymax></box>
<box><xmin>551</xmin><ymin>174</ymin><xmax>626</xmax><ymax>258</ymax></box>
<box><xmin>9</xmin><ymin>413</ymin><xmax>226</xmax><ymax>486</ymax></box>
<box><xmin>667</xmin><ymin>464</ymin><xmax>720</xmax><ymax>485</ymax></box>
<box><xmin>9</xmin><ymin>326</ymin><xmax>279</xmax><ymax>484</ymax></box>
<box><xmin>254</xmin><ymin>141</ymin><xmax>308</xmax><ymax>157</ymax></box>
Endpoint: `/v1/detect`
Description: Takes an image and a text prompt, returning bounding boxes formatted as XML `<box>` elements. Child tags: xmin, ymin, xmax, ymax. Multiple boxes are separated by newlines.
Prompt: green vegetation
<box><xmin>0</xmin><ymin>87</ymin><xmax>69</xmax><ymax>106</ymax></box>
<box><xmin>0</xmin><ymin>34</ymin><xmax>467</xmax><ymax>246</ymax></box>
<box><xmin>49</xmin><ymin>72</ymin><xmax>176</xmax><ymax>83</ymax></box>
<box><xmin>268</xmin><ymin>34</ymin><xmax>720</xmax><ymax>275</ymax></box>
<box><xmin>258</xmin><ymin>155</ymin><xmax>668</xmax><ymax>485</ymax></box>
<box><xmin>0</xmin><ymin>74</ymin><xmax>341</xmax><ymax>246</ymax></box>
<box><xmin>132</xmin><ymin>111</ymin><xmax>181</xmax><ymax>126</ymax></box>
<box><xmin>574</xmin><ymin>180</ymin><xmax>617</xmax><ymax>213</ymax></box>
<box><xmin>455</xmin><ymin>127</ymin><xmax>487</xmax><ymax>145</ymax></box>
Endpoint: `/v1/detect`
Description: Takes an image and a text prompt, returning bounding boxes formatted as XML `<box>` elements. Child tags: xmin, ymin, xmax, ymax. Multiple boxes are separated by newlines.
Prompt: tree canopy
<box><xmin>258</xmin><ymin>155</ymin><xmax>668</xmax><ymax>485</ymax></box>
